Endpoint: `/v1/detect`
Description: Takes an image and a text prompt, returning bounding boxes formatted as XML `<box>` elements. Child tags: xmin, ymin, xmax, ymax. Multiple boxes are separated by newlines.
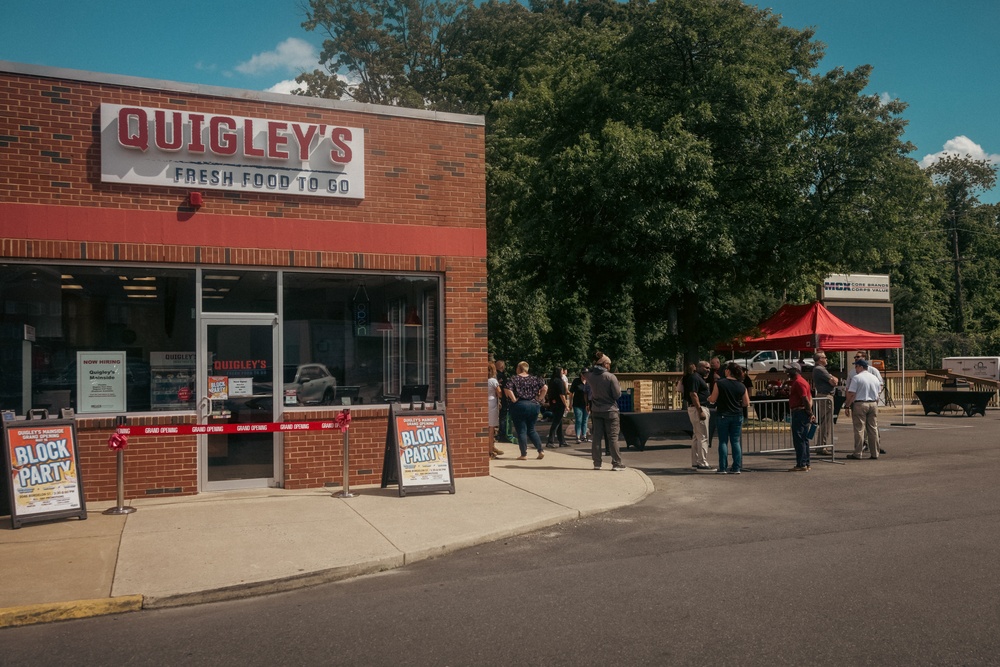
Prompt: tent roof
<box><xmin>717</xmin><ymin>302</ymin><xmax>902</xmax><ymax>352</ymax></box>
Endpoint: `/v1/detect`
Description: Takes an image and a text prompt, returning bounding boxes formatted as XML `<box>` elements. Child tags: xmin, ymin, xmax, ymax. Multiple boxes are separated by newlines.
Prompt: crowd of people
<box><xmin>676</xmin><ymin>349</ymin><xmax>887</xmax><ymax>473</ymax></box>
<box><xmin>488</xmin><ymin>352</ymin><xmax>626</xmax><ymax>471</ymax></box>
<box><xmin>489</xmin><ymin>348</ymin><xmax>886</xmax><ymax>473</ymax></box>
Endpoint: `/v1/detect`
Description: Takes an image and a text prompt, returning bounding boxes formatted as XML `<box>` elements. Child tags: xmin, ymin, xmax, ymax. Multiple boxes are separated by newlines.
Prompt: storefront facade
<box><xmin>0</xmin><ymin>62</ymin><xmax>488</xmax><ymax>500</ymax></box>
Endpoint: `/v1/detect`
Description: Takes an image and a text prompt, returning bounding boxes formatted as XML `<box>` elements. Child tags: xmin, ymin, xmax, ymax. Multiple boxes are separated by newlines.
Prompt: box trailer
<box><xmin>942</xmin><ymin>357</ymin><xmax>1000</xmax><ymax>383</ymax></box>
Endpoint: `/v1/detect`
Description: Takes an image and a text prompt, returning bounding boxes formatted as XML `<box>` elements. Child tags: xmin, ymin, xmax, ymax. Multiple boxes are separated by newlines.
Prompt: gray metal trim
<box><xmin>0</xmin><ymin>60</ymin><xmax>484</xmax><ymax>127</ymax></box>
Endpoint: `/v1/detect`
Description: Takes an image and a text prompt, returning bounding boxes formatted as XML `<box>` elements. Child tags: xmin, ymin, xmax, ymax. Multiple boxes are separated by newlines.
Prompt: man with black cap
<box><xmin>847</xmin><ymin>351</ymin><xmax>885</xmax><ymax>455</ymax></box>
<box><xmin>844</xmin><ymin>358</ymin><xmax>881</xmax><ymax>460</ymax></box>
<box><xmin>786</xmin><ymin>362</ymin><xmax>814</xmax><ymax>471</ymax></box>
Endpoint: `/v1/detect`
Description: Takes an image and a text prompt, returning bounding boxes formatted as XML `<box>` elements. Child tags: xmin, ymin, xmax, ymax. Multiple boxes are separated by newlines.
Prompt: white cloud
<box><xmin>265</xmin><ymin>79</ymin><xmax>304</xmax><ymax>95</ymax></box>
<box><xmin>878</xmin><ymin>92</ymin><xmax>893</xmax><ymax>105</ymax></box>
<box><xmin>234</xmin><ymin>38</ymin><xmax>318</xmax><ymax>75</ymax></box>
<box><xmin>920</xmin><ymin>136</ymin><xmax>1000</xmax><ymax>168</ymax></box>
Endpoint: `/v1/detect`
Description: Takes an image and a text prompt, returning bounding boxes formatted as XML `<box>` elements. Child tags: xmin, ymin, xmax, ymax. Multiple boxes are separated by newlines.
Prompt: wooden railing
<box><xmin>616</xmin><ymin>370</ymin><xmax>999</xmax><ymax>411</ymax></box>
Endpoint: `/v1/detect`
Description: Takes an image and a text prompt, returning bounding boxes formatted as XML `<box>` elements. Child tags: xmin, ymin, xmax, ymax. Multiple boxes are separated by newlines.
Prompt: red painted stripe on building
<box><xmin>0</xmin><ymin>203</ymin><xmax>486</xmax><ymax>258</ymax></box>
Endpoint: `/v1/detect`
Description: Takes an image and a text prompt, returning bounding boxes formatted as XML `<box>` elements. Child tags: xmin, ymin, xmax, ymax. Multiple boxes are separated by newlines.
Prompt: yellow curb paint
<box><xmin>0</xmin><ymin>595</ymin><xmax>144</xmax><ymax>628</ymax></box>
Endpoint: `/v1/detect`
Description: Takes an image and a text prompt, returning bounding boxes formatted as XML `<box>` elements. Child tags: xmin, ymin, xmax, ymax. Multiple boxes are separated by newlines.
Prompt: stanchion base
<box><xmin>103</xmin><ymin>506</ymin><xmax>137</xmax><ymax>515</ymax></box>
<box><xmin>889</xmin><ymin>423</ymin><xmax>917</xmax><ymax>426</ymax></box>
<box><xmin>335</xmin><ymin>491</ymin><xmax>357</xmax><ymax>499</ymax></box>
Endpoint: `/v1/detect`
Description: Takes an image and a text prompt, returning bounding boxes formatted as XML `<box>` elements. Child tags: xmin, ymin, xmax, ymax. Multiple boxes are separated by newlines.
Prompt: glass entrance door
<box><xmin>200</xmin><ymin>317</ymin><xmax>280</xmax><ymax>490</ymax></box>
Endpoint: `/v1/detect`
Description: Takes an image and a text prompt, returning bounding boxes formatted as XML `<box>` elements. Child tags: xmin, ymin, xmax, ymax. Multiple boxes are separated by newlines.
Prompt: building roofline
<box><xmin>0</xmin><ymin>60</ymin><xmax>484</xmax><ymax>127</ymax></box>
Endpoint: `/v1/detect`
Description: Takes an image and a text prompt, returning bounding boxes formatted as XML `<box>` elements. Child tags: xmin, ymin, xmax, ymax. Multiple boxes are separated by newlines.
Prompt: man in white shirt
<box><xmin>846</xmin><ymin>351</ymin><xmax>885</xmax><ymax>454</ymax></box>
<box><xmin>844</xmin><ymin>359</ymin><xmax>881</xmax><ymax>460</ymax></box>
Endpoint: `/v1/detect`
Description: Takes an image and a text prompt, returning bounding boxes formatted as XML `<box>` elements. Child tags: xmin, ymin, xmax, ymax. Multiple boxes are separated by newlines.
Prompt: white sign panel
<box><xmin>150</xmin><ymin>351</ymin><xmax>197</xmax><ymax>369</ymax></box>
<box><xmin>229</xmin><ymin>378</ymin><xmax>253</xmax><ymax>397</ymax></box>
<box><xmin>823</xmin><ymin>274</ymin><xmax>890</xmax><ymax>301</ymax></box>
<box><xmin>942</xmin><ymin>357</ymin><xmax>1000</xmax><ymax>383</ymax></box>
<box><xmin>100</xmin><ymin>103</ymin><xmax>365</xmax><ymax>199</ymax></box>
<box><xmin>77</xmin><ymin>351</ymin><xmax>127</xmax><ymax>414</ymax></box>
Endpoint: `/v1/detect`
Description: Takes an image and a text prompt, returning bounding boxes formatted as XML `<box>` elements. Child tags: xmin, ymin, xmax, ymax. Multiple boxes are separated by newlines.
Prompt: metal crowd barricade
<box><xmin>741</xmin><ymin>396</ymin><xmax>837</xmax><ymax>466</ymax></box>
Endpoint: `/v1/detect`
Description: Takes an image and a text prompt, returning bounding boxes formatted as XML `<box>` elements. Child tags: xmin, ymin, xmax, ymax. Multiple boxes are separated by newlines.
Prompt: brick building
<box><xmin>0</xmin><ymin>62</ymin><xmax>488</xmax><ymax>501</ymax></box>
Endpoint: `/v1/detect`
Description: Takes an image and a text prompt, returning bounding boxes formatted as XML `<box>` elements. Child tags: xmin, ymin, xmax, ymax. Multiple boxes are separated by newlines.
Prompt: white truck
<box><xmin>942</xmin><ymin>357</ymin><xmax>1000</xmax><ymax>382</ymax></box>
<box><xmin>727</xmin><ymin>350</ymin><xmax>814</xmax><ymax>372</ymax></box>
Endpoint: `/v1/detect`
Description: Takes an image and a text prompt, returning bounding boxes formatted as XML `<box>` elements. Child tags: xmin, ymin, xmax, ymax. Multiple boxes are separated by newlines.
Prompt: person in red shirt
<box><xmin>786</xmin><ymin>362</ymin><xmax>815</xmax><ymax>471</ymax></box>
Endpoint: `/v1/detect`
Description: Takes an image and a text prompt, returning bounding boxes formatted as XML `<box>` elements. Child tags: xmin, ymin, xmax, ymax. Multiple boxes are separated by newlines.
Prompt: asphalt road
<box><xmin>4</xmin><ymin>413</ymin><xmax>1000</xmax><ymax>666</ymax></box>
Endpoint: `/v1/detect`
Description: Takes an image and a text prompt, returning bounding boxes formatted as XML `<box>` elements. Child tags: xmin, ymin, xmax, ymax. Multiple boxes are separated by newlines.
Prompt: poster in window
<box><xmin>77</xmin><ymin>351</ymin><xmax>126</xmax><ymax>414</ymax></box>
<box><xmin>3</xmin><ymin>420</ymin><xmax>87</xmax><ymax>528</ymax></box>
<box><xmin>208</xmin><ymin>376</ymin><xmax>229</xmax><ymax>400</ymax></box>
<box><xmin>229</xmin><ymin>378</ymin><xmax>253</xmax><ymax>397</ymax></box>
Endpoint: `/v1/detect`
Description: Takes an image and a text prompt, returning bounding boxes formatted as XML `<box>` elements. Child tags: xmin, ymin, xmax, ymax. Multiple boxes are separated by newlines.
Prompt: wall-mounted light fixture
<box><xmin>189</xmin><ymin>191</ymin><xmax>203</xmax><ymax>208</ymax></box>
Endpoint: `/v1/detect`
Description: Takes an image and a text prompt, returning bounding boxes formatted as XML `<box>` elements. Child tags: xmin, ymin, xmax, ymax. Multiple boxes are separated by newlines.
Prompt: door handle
<box><xmin>198</xmin><ymin>395</ymin><xmax>210</xmax><ymax>420</ymax></box>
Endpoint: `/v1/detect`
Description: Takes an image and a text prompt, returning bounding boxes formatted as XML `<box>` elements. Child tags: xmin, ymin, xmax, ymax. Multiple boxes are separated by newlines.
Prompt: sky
<box><xmin>2</xmin><ymin>0</ymin><xmax>998</xmax><ymax>202</ymax></box>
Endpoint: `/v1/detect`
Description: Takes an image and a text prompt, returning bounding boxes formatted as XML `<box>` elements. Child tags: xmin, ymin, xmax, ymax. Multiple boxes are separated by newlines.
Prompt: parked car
<box><xmin>728</xmin><ymin>350</ymin><xmax>814</xmax><ymax>372</ymax></box>
<box><xmin>284</xmin><ymin>363</ymin><xmax>337</xmax><ymax>405</ymax></box>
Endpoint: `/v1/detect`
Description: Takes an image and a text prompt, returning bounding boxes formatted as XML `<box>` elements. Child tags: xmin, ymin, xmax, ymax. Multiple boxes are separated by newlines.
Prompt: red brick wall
<box><xmin>1</xmin><ymin>67</ymin><xmax>489</xmax><ymax>500</ymax></box>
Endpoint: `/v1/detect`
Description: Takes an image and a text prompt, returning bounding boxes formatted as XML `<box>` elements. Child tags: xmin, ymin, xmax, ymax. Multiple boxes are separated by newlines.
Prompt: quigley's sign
<box><xmin>100</xmin><ymin>103</ymin><xmax>364</xmax><ymax>199</ymax></box>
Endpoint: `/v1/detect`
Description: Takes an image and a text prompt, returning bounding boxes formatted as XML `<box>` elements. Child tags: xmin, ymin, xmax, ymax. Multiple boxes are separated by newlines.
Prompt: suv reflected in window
<box><xmin>283</xmin><ymin>364</ymin><xmax>337</xmax><ymax>405</ymax></box>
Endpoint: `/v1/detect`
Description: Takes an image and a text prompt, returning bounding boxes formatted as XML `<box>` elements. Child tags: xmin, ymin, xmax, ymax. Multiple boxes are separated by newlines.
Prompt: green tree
<box><xmin>925</xmin><ymin>154</ymin><xmax>999</xmax><ymax>336</ymax></box>
<box><xmin>298</xmin><ymin>0</ymin><xmax>474</xmax><ymax>109</ymax></box>
<box><xmin>295</xmin><ymin>0</ymin><xmax>950</xmax><ymax>372</ymax></box>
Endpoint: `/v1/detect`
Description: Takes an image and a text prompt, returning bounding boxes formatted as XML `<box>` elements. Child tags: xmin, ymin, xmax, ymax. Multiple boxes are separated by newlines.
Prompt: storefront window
<box><xmin>282</xmin><ymin>273</ymin><xmax>439</xmax><ymax>407</ymax></box>
<box><xmin>0</xmin><ymin>265</ymin><xmax>440</xmax><ymax>416</ymax></box>
<box><xmin>0</xmin><ymin>264</ymin><xmax>196</xmax><ymax>416</ymax></box>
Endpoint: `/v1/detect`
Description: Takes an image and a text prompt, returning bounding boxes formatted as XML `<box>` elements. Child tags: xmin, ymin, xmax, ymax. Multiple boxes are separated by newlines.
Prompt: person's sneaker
<box><xmin>696</xmin><ymin>464</ymin><xmax>716</xmax><ymax>471</ymax></box>
<box><xmin>612</xmin><ymin>464</ymin><xmax>627</xmax><ymax>471</ymax></box>
<box><xmin>594</xmin><ymin>464</ymin><xmax>602</xmax><ymax>470</ymax></box>
<box><xmin>730</xmin><ymin>468</ymin><xmax>741</xmax><ymax>475</ymax></box>
<box><xmin>716</xmin><ymin>469</ymin><xmax>728</xmax><ymax>474</ymax></box>
<box><xmin>789</xmin><ymin>466</ymin><xmax>809</xmax><ymax>472</ymax></box>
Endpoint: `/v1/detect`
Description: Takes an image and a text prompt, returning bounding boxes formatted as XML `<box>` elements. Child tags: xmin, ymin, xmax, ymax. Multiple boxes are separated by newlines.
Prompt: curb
<box><xmin>0</xmin><ymin>594</ymin><xmax>144</xmax><ymax>629</ymax></box>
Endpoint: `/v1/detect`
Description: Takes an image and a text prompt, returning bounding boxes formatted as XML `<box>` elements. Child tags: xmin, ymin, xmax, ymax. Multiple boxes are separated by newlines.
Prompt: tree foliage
<box><xmin>298</xmin><ymin>0</ymin><xmax>998</xmax><ymax>372</ymax></box>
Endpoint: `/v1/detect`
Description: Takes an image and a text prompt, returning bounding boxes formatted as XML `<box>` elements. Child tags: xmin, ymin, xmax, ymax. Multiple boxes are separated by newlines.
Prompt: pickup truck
<box><xmin>727</xmin><ymin>351</ymin><xmax>814</xmax><ymax>372</ymax></box>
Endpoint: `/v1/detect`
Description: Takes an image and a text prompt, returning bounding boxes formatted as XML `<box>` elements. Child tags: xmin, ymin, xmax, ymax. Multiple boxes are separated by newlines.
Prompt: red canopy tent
<box><xmin>717</xmin><ymin>301</ymin><xmax>902</xmax><ymax>352</ymax></box>
<box><xmin>719</xmin><ymin>301</ymin><xmax>912</xmax><ymax>423</ymax></box>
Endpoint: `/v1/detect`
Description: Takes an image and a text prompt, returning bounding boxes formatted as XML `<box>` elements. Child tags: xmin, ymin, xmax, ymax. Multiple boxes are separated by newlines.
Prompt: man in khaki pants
<box><xmin>844</xmin><ymin>359</ymin><xmax>881</xmax><ymax>460</ymax></box>
<box><xmin>811</xmin><ymin>351</ymin><xmax>838</xmax><ymax>455</ymax></box>
<box><xmin>684</xmin><ymin>361</ymin><xmax>713</xmax><ymax>470</ymax></box>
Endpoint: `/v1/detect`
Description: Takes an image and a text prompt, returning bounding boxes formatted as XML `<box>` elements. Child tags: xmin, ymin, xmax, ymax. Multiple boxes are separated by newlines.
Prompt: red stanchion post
<box><xmin>104</xmin><ymin>415</ymin><xmax>136</xmax><ymax>515</ymax></box>
<box><xmin>333</xmin><ymin>409</ymin><xmax>355</xmax><ymax>499</ymax></box>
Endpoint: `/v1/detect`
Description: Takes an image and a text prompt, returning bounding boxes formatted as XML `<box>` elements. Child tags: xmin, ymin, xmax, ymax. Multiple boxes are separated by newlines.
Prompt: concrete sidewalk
<box><xmin>0</xmin><ymin>448</ymin><xmax>653</xmax><ymax>628</ymax></box>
